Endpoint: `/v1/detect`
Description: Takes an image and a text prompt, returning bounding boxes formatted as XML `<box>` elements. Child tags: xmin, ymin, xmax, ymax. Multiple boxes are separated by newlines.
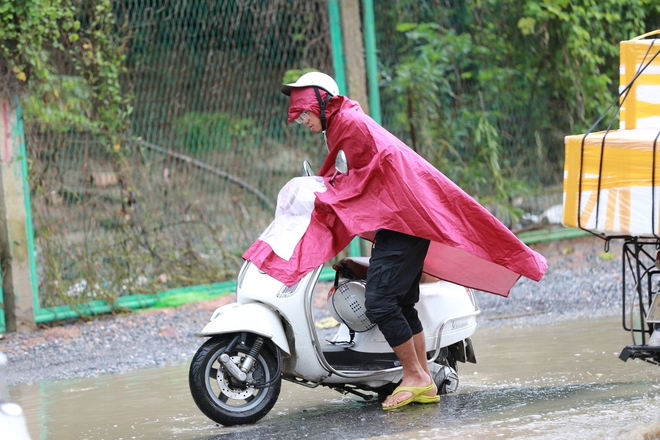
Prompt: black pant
<box><xmin>364</xmin><ymin>229</ymin><xmax>431</xmax><ymax>347</ymax></box>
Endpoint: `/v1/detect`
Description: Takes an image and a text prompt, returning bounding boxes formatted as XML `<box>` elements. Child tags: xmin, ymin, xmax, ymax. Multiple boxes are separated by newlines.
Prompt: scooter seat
<box><xmin>339</xmin><ymin>257</ymin><xmax>440</xmax><ymax>284</ymax></box>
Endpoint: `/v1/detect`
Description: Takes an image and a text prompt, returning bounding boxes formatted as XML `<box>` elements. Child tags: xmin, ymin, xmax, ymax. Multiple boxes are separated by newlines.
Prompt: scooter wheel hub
<box><xmin>217</xmin><ymin>355</ymin><xmax>255</xmax><ymax>399</ymax></box>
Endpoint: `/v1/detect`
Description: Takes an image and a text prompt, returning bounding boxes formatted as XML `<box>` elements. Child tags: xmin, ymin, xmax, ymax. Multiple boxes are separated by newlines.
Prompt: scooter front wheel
<box><xmin>189</xmin><ymin>334</ymin><xmax>281</xmax><ymax>426</ymax></box>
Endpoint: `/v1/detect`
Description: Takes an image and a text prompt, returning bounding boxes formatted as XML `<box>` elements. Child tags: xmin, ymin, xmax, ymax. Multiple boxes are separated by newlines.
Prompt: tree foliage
<box><xmin>0</xmin><ymin>0</ymin><xmax>131</xmax><ymax>133</ymax></box>
<box><xmin>379</xmin><ymin>0</ymin><xmax>660</xmax><ymax>223</ymax></box>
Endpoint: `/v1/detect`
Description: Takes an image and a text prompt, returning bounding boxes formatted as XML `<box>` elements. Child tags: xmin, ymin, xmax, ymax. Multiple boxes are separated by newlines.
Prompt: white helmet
<box><xmin>327</xmin><ymin>280</ymin><xmax>375</xmax><ymax>333</ymax></box>
<box><xmin>281</xmin><ymin>72</ymin><xmax>339</xmax><ymax>96</ymax></box>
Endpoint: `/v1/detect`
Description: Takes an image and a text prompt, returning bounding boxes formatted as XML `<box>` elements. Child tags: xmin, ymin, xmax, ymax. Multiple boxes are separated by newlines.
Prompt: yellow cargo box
<box><xmin>619</xmin><ymin>30</ymin><xmax>660</xmax><ymax>129</ymax></box>
<box><xmin>563</xmin><ymin>129</ymin><xmax>660</xmax><ymax>236</ymax></box>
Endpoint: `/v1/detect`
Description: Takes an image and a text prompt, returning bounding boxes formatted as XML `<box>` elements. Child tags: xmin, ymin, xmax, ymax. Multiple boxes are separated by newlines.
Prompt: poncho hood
<box><xmin>286</xmin><ymin>87</ymin><xmax>345</xmax><ymax>124</ymax></box>
<box><xmin>244</xmin><ymin>91</ymin><xmax>547</xmax><ymax>296</ymax></box>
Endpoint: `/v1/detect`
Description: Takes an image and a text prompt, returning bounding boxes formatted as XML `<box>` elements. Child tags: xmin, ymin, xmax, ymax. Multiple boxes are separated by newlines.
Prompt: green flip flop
<box><xmin>382</xmin><ymin>383</ymin><xmax>434</xmax><ymax>410</ymax></box>
<box><xmin>412</xmin><ymin>393</ymin><xmax>440</xmax><ymax>404</ymax></box>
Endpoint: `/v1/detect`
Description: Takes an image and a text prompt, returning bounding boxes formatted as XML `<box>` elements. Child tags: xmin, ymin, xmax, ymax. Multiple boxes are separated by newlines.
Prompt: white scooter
<box><xmin>188</xmin><ymin>152</ymin><xmax>480</xmax><ymax>426</ymax></box>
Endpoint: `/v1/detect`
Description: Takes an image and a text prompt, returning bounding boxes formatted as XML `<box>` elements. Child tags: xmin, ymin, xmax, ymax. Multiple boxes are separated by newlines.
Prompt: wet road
<box><xmin>9</xmin><ymin>315</ymin><xmax>660</xmax><ymax>439</ymax></box>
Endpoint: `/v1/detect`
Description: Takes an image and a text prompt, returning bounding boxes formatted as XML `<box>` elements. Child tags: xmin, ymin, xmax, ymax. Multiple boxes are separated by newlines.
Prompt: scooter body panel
<box><xmin>198</xmin><ymin>302</ymin><xmax>291</xmax><ymax>356</ymax></box>
<box><xmin>196</xmin><ymin>255</ymin><xmax>480</xmax><ymax>388</ymax></box>
<box><xmin>418</xmin><ymin>280</ymin><xmax>478</xmax><ymax>346</ymax></box>
<box><xmin>235</xmin><ymin>261</ymin><xmax>333</xmax><ymax>380</ymax></box>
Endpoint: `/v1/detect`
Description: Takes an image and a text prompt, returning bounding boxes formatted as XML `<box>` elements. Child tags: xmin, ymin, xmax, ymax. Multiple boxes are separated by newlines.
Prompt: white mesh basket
<box><xmin>328</xmin><ymin>280</ymin><xmax>375</xmax><ymax>332</ymax></box>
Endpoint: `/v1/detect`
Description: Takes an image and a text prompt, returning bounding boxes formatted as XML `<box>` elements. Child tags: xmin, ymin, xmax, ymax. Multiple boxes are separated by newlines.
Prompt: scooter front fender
<box><xmin>196</xmin><ymin>302</ymin><xmax>291</xmax><ymax>356</ymax></box>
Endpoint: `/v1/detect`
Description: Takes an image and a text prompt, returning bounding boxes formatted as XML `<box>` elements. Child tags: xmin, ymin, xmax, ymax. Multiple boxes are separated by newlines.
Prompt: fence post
<box><xmin>0</xmin><ymin>97</ymin><xmax>36</xmax><ymax>332</ymax></box>
<box><xmin>361</xmin><ymin>0</ymin><xmax>381</xmax><ymax>125</ymax></box>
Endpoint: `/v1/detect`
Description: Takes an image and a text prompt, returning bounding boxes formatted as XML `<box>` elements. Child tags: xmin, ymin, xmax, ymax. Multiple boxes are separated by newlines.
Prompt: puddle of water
<box><xmin>9</xmin><ymin>364</ymin><xmax>216</xmax><ymax>440</ymax></box>
<box><xmin>368</xmin><ymin>315</ymin><xmax>660</xmax><ymax>440</ymax></box>
<box><xmin>8</xmin><ymin>315</ymin><xmax>660</xmax><ymax>440</ymax></box>
<box><xmin>9</xmin><ymin>361</ymin><xmax>346</xmax><ymax>439</ymax></box>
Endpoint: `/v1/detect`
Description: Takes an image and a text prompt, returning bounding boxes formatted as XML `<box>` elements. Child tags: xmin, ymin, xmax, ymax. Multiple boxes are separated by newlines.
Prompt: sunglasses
<box><xmin>295</xmin><ymin>111</ymin><xmax>310</xmax><ymax>124</ymax></box>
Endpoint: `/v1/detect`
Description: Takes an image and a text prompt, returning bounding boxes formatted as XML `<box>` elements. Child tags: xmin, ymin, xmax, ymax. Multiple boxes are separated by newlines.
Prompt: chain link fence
<box><xmin>21</xmin><ymin>0</ymin><xmax>591</xmax><ymax>313</ymax></box>
<box><xmin>374</xmin><ymin>0</ymin><xmax>566</xmax><ymax>221</ymax></box>
<box><xmin>26</xmin><ymin>0</ymin><xmax>333</xmax><ymax>309</ymax></box>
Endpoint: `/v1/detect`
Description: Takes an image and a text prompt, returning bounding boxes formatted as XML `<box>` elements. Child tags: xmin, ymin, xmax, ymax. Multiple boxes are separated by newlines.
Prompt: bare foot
<box><xmin>382</xmin><ymin>390</ymin><xmax>409</xmax><ymax>408</ymax></box>
<box><xmin>424</xmin><ymin>383</ymin><xmax>438</xmax><ymax>397</ymax></box>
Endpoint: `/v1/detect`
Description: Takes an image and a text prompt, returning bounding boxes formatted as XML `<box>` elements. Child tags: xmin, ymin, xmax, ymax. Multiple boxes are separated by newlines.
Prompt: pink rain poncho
<box><xmin>243</xmin><ymin>87</ymin><xmax>547</xmax><ymax>296</ymax></box>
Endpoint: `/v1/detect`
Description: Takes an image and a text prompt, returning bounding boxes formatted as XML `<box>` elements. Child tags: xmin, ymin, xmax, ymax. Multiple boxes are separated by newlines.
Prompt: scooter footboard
<box><xmin>196</xmin><ymin>302</ymin><xmax>291</xmax><ymax>356</ymax></box>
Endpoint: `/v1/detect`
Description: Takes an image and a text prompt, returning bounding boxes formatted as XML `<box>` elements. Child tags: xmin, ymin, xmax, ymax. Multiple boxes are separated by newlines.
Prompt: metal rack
<box><xmin>617</xmin><ymin>237</ymin><xmax>660</xmax><ymax>365</ymax></box>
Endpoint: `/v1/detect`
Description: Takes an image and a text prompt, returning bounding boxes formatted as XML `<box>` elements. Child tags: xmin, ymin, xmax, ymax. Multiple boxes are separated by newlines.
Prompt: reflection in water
<box><xmin>8</xmin><ymin>315</ymin><xmax>660</xmax><ymax>440</ymax></box>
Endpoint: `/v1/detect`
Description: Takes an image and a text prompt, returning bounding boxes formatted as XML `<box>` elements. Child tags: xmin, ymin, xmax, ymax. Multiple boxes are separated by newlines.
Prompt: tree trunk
<box><xmin>340</xmin><ymin>0</ymin><xmax>370</xmax><ymax>114</ymax></box>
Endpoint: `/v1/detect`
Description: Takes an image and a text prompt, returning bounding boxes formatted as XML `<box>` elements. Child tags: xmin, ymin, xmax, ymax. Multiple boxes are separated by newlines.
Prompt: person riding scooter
<box><xmin>283</xmin><ymin>72</ymin><xmax>437</xmax><ymax>410</ymax></box>
<box><xmin>243</xmin><ymin>71</ymin><xmax>547</xmax><ymax>410</ymax></box>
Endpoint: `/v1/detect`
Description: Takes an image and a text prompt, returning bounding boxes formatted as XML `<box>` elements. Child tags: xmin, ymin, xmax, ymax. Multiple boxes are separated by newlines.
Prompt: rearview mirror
<box><xmin>335</xmin><ymin>150</ymin><xmax>348</xmax><ymax>175</ymax></box>
<box><xmin>301</xmin><ymin>160</ymin><xmax>314</xmax><ymax>177</ymax></box>
<box><xmin>329</xmin><ymin>150</ymin><xmax>349</xmax><ymax>186</ymax></box>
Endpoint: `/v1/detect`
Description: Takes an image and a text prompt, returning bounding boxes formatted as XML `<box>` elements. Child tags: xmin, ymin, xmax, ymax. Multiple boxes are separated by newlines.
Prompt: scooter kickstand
<box><xmin>332</xmin><ymin>385</ymin><xmax>377</xmax><ymax>400</ymax></box>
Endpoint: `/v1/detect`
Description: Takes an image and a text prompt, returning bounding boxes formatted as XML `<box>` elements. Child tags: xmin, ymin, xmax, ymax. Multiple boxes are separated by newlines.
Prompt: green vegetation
<box><xmin>21</xmin><ymin>75</ymin><xmax>100</xmax><ymax>132</ymax></box>
<box><xmin>0</xmin><ymin>0</ymin><xmax>131</xmax><ymax>133</ymax></box>
<box><xmin>377</xmin><ymin>0</ymin><xmax>660</xmax><ymax>224</ymax></box>
<box><xmin>174</xmin><ymin>112</ymin><xmax>262</xmax><ymax>154</ymax></box>
<box><xmin>2</xmin><ymin>0</ymin><xmax>659</xmax><ymax>315</ymax></box>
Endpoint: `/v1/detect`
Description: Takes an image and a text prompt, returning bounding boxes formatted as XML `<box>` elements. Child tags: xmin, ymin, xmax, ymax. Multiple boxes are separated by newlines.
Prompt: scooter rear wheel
<box><xmin>436</xmin><ymin>351</ymin><xmax>459</xmax><ymax>394</ymax></box>
<box><xmin>189</xmin><ymin>334</ymin><xmax>281</xmax><ymax>426</ymax></box>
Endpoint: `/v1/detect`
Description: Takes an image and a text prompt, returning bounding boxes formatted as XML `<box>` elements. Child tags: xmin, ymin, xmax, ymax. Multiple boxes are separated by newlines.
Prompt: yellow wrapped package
<box><xmin>619</xmin><ymin>30</ymin><xmax>660</xmax><ymax>130</ymax></box>
<box><xmin>563</xmin><ymin>129</ymin><xmax>660</xmax><ymax>237</ymax></box>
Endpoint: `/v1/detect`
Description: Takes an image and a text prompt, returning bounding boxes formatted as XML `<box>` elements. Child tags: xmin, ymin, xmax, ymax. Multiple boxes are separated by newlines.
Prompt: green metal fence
<box><xmin>0</xmin><ymin>267</ymin><xmax>3</xmax><ymax>331</ymax></box>
<box><xmin>23</xmin><ymin>0</ymin><xmax>335</xmax><ymax>316</ymax></box>
<box><xmin>6</xmin><ymin>0</ymin><xmax>606</xmax><ymax>329</ymax></box>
